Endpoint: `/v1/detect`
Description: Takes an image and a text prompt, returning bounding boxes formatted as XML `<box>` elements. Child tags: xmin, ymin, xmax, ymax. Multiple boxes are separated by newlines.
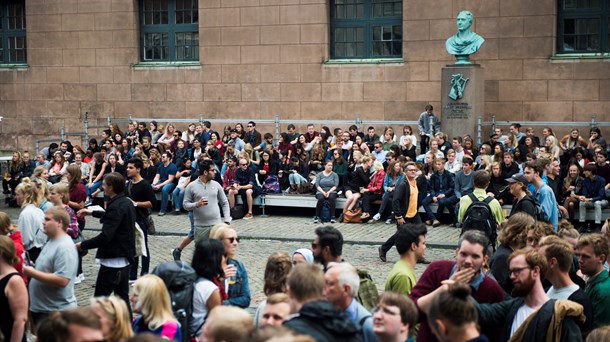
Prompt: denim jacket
<box><xmin>225</xmin><ymin>258</ymin><xmax>251</xmax><ymax>308</ymax></box>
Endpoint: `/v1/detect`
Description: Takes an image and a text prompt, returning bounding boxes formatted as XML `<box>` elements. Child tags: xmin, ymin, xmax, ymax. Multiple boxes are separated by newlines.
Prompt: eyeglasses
<box><xmin>375</xmin><ymin>146</ymin><xmax>382</xmax><ymax>149</ymax></box>
<box><xmin>247</xmin><ymin>125</ymin><xmax>253</xmax><ymax>128</ymax></box>
<box><xmin>240</xmin><ymin>163</ymin><xmax>248</xmax><ymax>166</ymax></box>
<box><xmin>226</xmin><ymin>237</ymin><xmax>240</xmax><ymax>243</ymax></box>
<box><xmin>406</xmin><ymin>169</ymin><xmax>417</xmax><ymax>172</ymax></box>
<box><xmin>509</xmin><ymin>267</ymin><xmax>531</xmax><ymax>276</ymax></box>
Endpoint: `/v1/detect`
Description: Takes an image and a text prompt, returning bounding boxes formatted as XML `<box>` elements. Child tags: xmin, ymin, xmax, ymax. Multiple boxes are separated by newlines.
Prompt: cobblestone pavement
<box><xmin>1</xmin><ymin>203</ymin><xmax>460</xmax><ymax>312</ymax></box>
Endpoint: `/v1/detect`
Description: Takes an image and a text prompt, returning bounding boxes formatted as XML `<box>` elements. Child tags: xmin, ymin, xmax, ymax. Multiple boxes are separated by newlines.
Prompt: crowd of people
<box><xmin>2</xmin><ymin>106</ymin><xmax>610</xmax><ymax>341</ymax></box>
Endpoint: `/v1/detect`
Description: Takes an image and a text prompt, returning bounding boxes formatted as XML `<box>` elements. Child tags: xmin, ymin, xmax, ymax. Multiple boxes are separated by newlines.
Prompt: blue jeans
<box><xmin>87</xmin><ymin>180</ymin><xmax>103</xmax><ymax>197</ymax></box>
<box><xmin>172</xmin><ymin>187</ymin><xmax>187</xmax><ymax>211</ymax></box>
<box><xmin>422</xmin><ymin>194</ymin><xmax>451</xmax><ymax>221</ymax></box>
<box><xmin>155</xmin><ymin>183</ymin><xmax>176</xmax><ymax>213</ymax></box>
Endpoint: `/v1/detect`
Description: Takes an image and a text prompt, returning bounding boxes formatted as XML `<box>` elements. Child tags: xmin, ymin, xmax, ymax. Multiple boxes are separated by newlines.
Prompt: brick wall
<box><xmin>0</xmin><ymin>0</ymin><xmax>608</xmax><ymax>151</ymax></box>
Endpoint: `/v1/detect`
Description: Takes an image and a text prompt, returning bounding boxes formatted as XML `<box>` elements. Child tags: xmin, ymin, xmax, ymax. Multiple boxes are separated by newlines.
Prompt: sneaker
<box><xmin>330</xmin><ymin>217</ymin><xmax>337</xmax><ymax>224</ymax></box>
<box><xmin>84</xmin><ymin>201</ymin><xmax>92</xmax><ymax>207</ymax></box>
<box><xmin>313</xmin><ymin>216</ymin><xmax>320</xmax><ymax>224</ymax></box>
<box><xmin>361</xmin><ymin>212</ymin><xmax>370</xmax><ymax>219</ymax></box>
<box><xmin>158</xmin><ymin>212</ymin><xmax>166</xmax><ymax>216</ymax></box>
<box><xmin>244</xmin><ymin>213</ymin><xmax>253</xmax><ymax>220</ymax></box>
<box><xmin>129</xmin><ymin>279</ymin><xmax>137</xmax><ymax>285</ymax></box>
<box><xmin>74</xmin><ymin>273</ymin><xmax>84</xmax><ymax>284</ymax></box>
<box><xmin>432</xmin><ymin>220</ymin><xmax>442</xmax><ymax>227</ymax></box>
<box><xmin>425</xmin><ymin>220</ymin><xmax>433</xmax><ymax>225</ymax></box>
<box><xmin>173</xmin><ymin>210</ymin><xmax>181</xmax><ymax>215</ymax></box>
<box><xmin>372</xmin><ymin>213</ymin><xmax>381</xmax><ymax>221</ymax></box>
<box><xmin>172</xmin><ymin>248</ymin><xmax>182</xmax><ymax>261</ymax></box>
<box><xmin>385</xmin><ymin>218</ymin><xmax>393</xmax><ymax>225</ymax></box>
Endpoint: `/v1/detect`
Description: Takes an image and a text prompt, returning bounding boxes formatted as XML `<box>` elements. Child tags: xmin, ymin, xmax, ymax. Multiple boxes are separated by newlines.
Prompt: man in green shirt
<box><xmin>385</xmin><ymin>224</ymin><xmax>428</xmax><ymax>295</ymax></box>
<box><xmin>576</xmin><ymin>233</ymin><xmax>610</xmax><ymax>328</ymax></box>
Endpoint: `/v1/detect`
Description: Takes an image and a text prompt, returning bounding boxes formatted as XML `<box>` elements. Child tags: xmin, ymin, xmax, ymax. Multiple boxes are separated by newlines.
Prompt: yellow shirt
<box><xmin>406</xmin><ymin>178</ymin><xmax>418</xmax><ymax>218</ymax></box>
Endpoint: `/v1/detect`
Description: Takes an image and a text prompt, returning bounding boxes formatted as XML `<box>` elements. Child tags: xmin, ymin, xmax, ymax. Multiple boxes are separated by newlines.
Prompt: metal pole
<box><xmin>61</xmin><ymin>127</ymin><xmax>65</xmax><ymax>141</ymax></box>
<box><xmin>36</xmin><ymin>140</ymin><xmax>39</xmax><ymax>154</ymax></box>
<box><xmin>107</xmin><ymin>113</ymin><xmax>111</xmax><ymax>127</ymax></box>
<box><xmin>491</xmin><ymin>114</ymin><xmax>496</xmax><ymax>132</ymax></box>
<box><xmin>275</xmin><ymin>114</ymin><xmax>280</xmax><ymax>143</ymax></box>
<box><xmin>199</xmin><ymin>114</ymin><xmax>204</xmax><ymax>124</ymax></box>
<box><xmin>84</xmin><ymin>112</ymin><xmax>89</xmax><ymax>144</ymax></box>
<box><xmin>591</xmin><ymin>115</ymin><xmax>597</xmax><ymax>128</ymax></box>
<box><xmin>476</xmin><ymin>115</ymin><xmax>482</xmax><ymax>146</ymax></box>
<box><xmin>128</xmin><ymin>113</ymin><xmax>133</xmax><ymax>122</ymax></box>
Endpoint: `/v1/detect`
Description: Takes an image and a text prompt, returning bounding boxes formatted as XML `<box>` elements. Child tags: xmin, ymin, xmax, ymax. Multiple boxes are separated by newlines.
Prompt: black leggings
<box><xmin>315</xmin><ymin>192</ymin><xmax>338</xmax><ymax>218</ymax></box>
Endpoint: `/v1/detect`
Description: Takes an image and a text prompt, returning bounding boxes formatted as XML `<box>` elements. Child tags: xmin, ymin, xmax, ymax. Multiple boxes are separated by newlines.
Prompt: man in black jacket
<box><xmin>378</xmin><ymin>162</ymin><xmax>422</xmax><ymax>262</ymax></box>
<box><xmin>283</xmin><ymin>263</ymin><xmax>362</xmax><ymax>342</ymax></box>
<box><xmin>76</xmin><ymin>172</ymin><xmax>136</xmax><ymax>315</ymax></box>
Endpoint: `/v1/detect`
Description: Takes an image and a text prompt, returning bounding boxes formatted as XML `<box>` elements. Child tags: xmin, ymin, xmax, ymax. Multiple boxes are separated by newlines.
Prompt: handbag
<box><xmin>134</xmin><ymin>222</ymin><xmax>147</xmax><ymax>257</ymax></box>
<box><xmin>343</xmin><ymin>208</ymin><xmax>363</xmax><ymax>223</ymax></box>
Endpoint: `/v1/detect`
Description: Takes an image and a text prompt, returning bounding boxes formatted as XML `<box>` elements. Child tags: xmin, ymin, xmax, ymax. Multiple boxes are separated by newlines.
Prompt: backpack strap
<box><xmin>468</xmin><ymin>193</ymin><xmax>478</xmax><ymax>203</ymax></box>
<box><xmin>483</xmin><ymin>196</ymin><xmax>493</xmax><ymax>205</ymax></box>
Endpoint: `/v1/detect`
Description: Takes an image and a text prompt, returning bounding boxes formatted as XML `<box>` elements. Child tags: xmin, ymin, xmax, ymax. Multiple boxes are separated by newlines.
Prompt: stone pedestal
<box><xmin>441</xmin><ymin>64</ymin><xmax>484</xmax><ymax>142</ymax></box>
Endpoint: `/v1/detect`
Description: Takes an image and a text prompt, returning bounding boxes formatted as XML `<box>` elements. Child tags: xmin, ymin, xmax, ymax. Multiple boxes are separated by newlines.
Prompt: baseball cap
<box><xmin>505</xmin><ymin>173</ymin><xmax>528</xmax><ymax>184</ymax></box>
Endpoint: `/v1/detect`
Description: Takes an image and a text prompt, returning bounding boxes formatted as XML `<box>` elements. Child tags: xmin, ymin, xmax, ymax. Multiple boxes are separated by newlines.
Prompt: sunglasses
<box><xmin>226</xmin><ymin>237</ymin><xmax>240</xmax><ymax>243</ymax></box>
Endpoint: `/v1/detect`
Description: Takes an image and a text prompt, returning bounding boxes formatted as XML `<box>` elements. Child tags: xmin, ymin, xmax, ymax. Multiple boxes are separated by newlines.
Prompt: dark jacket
<box><xmin>244</xmin><ymin>129</ymin><xmax>262</xmax><ymax>147</ymax></box>
<box><xmin>393</xmin><ymin>178</ymin><xmax>418</xmax><ymax>218</ymax></box>
<box><xmin>283</xmin><ymin>300</ymin><xmax>363</xmax><ymax>342</ymax></box>
<box><xmin>429</xmin><ymin>170</ymin><xmax>454</xmax><ymax>197</ymax></box>
<box><xmin>477</xmin><ymin>298</ymin><xmax>583</xmax><ymax>342</ymax></box>
<box><xmin>346</xmin><ymin>166</ymin><xmax>371</xmax><ymax>191</ymax></box>
<box><xmin>81</xmin><ymin>193</ymin><xmax>136</xmax><ymax>260</ymax></box>
<box><xmin>509</xmin><ymin>195</ymin><xmax>538</xmax><ymax>218</ymax></box>
<box><xmin>501</xmin><ymin>162</ymin><xmax>520</xmax><ymax>180</ymax></box>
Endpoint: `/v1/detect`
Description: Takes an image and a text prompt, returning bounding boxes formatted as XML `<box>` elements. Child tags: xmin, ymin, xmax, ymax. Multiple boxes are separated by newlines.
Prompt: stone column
<box><xmin>441</xmin><ymin>64</ymin><xmax>484</xmax><ymax>142</ymax></box>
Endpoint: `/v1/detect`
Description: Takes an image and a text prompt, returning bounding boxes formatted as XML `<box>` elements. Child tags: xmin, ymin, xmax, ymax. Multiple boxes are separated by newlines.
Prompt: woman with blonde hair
<box><xmin>210</xmin><ymin>224</ymin><xmax>251</xmax><ymax>309</ymax></box>
<box><xmin>156</xmin><ymin>123</ymin><xmax>176</xmax><ymax>152</ymax></box>
<box><xmin>91</xmin><ymin>296</ymin><xmax>134</xmax><ymax>342</ymax></box>
<box><xmin>490</xmin><ymin>212</ymin><xmax>534</xmax><ymax>295</ymax></box>
<box><xmin>545</xmin><ymin>135</ymin><xmax>562</xmax><ymax>160</ymax></box>
<box><xmin>14</xmin><ymin>181</ymin><xmax>46</xmax><ymax>262</ymax></box>
<box><xmin>343</xmin><ymin>155</ymin><xmax>373</xmax><ymax>214</ymax></box>
<box><xmin>130</xmin><ymin>274</ymin><xmax>181</xmax><ymax>341</ymax></box>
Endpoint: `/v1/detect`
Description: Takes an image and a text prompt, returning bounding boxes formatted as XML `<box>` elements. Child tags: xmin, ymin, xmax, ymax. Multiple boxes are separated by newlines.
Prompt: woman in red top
<box><xmin>360</xmin><ymin>161</ymin><xmax>386</xmax><ymax>220</ymax></box>
<box><xmin>66</xmin><ymin>164</ymin><xmax>87</xmax><ymax>282</ymax></box>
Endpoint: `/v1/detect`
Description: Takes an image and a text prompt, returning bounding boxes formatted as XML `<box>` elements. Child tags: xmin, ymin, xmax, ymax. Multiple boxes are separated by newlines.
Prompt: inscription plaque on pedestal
<box><xmin>441</xmin><ymin>64</ymin><xmax>484</xmax><ymax>141</ymax></box>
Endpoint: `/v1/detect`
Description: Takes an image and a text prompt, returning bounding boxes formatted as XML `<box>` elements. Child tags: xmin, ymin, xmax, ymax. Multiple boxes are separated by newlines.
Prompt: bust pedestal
<box><xmin>441</xmin><ymin>64</ymin><xmax>484</xmax><ymax>142</ymax></box>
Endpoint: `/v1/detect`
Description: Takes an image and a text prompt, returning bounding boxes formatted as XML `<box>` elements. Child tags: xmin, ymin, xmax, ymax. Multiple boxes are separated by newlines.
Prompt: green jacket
<box><xmin>585</xmin><ymin>269</ymin><xmax>610</xmax><ymax>328</ymax></box>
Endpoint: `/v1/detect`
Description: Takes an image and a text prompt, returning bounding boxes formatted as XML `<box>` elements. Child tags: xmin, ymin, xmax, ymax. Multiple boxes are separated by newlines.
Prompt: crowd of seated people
<box><xmin>4</xmin><ymin>112</ymin><xmax>610</xmax><ymax>342</ymax></box>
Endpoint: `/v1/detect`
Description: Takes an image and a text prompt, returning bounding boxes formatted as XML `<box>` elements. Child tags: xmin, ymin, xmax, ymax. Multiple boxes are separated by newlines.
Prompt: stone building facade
<box><xmin>0</xmin><ymin>0</ymin><xmax>609</xmax><ymax>151</ymax></box>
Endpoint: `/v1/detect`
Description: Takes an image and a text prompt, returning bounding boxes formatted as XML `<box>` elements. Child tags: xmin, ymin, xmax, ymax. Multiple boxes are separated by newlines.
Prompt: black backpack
<box><xmin>461</xmin><ymin>193</ymin><xmax>498</xmax><ymax>251</ymax></box>
<box><xmin>152</xmin><ymin>261</ymin><xmax>198</xmax><ymax>342</ymax></box>
<box><xmin>519</xmin><ymin>196</ymin><xmax>547</xmax><ymax>222</ymax></box>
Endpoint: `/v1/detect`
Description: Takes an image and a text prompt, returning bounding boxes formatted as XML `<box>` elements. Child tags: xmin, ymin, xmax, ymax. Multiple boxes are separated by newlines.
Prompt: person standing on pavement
<box><xmin>378</xmin><ymin>162</ymin><xmax>421</xmax><ymax>262</ymax></box>
<box><xmin>172</xmin><ymin>160</ymin><xmax>231</xmax><ymax>261</ymax></box>
<box><xmin>24</xmin><ymin>206</ymin><xmax>78</xmax><ymax>328</ymax></box>
<box><xmin>76</xmin><ymin>172</ymin><xmax>136</xmax><ymax>317</ymax></box>
<box><xmin>312</xmin><ymin>226</ymin><xmax>343</xmax><ymax>271</ymax></box>
<box><xmin>523</xmin><ymin>160</ymin><xmax>559</xmax><ymax>230</ymax></box>
<box><xmin>152</xmin><ymin>151</ymin><xmax>178</xmax><ymax>216</ymax></box>
<box><xmin>385</xmin><ymin>224</ymin><xmax>427</xmax><ymax>296</ymax></box>
<box><xmin>125</xmin><ymin>158</ymin><xmax>156</xmax><ymax>281</ymax></box>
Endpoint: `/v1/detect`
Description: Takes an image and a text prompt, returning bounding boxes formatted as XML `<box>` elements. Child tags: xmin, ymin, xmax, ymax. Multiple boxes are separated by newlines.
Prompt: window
<box><xmin>0</xmin><ymin>0</ymin><xmax>27</xmax><ymax>64</ymax></box>
<box><xmin>140</xmin><ymin>0</ymin><xmax>199</xmax><ymax>62</ymax></box>
<box><xmin>557</xmin><ymin>0</ymin><xmax>610</xmax><ymax>53</ymax></box>
<box><xmin>330</xmin><ymin>0</ymin><xmax>402</xmax><ymax>59</ymax></box>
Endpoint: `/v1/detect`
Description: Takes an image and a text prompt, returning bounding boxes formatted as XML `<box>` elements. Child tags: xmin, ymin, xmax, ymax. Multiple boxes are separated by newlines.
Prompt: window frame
<box><xmin>556</xmin><ymin>0</ymin><xmax>610</xmax><ymax>55</ymax></box>
<box><xmin>139</xmin><ymin>0</ymin><xmax>199</xmax><ymax>63</ymax></box>
<box><xmin>329</xmin><ymin>0</ymin><xmax>403</xmax><ymax>60</ymax></box>
<box><xmin>0</xmin><ymin>0</ymin><xmax>27</xmax><ymax>65</ymax></box>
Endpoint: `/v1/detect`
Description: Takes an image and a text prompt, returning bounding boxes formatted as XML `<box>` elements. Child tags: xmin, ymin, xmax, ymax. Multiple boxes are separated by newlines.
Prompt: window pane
<box><xmin>564</xmin><ymin>0</ymin><xmax>600</xmax><ymax>9</ymax></box>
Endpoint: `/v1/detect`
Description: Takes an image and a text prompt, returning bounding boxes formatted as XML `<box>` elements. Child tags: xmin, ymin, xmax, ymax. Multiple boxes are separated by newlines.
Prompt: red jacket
<box><xmin>367</xmin><ymin>170</ymin><xmax>386</xmax><ymax>194</ymax></box>
<box><xmin>9</xmin><ymin>228</ymin><xmax>27</xmax><ymax>285</ymax></box>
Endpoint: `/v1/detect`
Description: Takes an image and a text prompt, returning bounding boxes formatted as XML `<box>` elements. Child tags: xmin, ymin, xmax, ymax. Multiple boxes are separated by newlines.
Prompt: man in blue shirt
<box><xmin>578</xmin><ymin>164</ymin><xmax>608</xmax><ymax>231</ymax></box>
<box><xmin>524</xmin><ymin>160</ymin><xmax>558</xmax><ymax>230</ymax></box>
<box><xmin>152</xmin><ymin>151</ymin><xmax>178</xmax><ymax>216</ymax></box>
<box><xmin>422</xmin><ymin>158</ymin><xmax>455</xmax><ymax>227</ymax></box>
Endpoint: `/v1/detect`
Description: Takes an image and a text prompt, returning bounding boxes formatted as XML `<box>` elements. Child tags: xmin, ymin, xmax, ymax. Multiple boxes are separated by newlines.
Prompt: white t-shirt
<box><xmin>190</xmin><ymin>278</ymin><xmax>219</xmax><ymax>335</ymax></box>
<box><xmin>510</xmin><ymin>304</ymin><xmax>538</xmax><ymax>337</ymax></box>
<box><xmin>546</xmin><ymin>284</ymin><xmax>579</xmax><ymax>300</ymax></box>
